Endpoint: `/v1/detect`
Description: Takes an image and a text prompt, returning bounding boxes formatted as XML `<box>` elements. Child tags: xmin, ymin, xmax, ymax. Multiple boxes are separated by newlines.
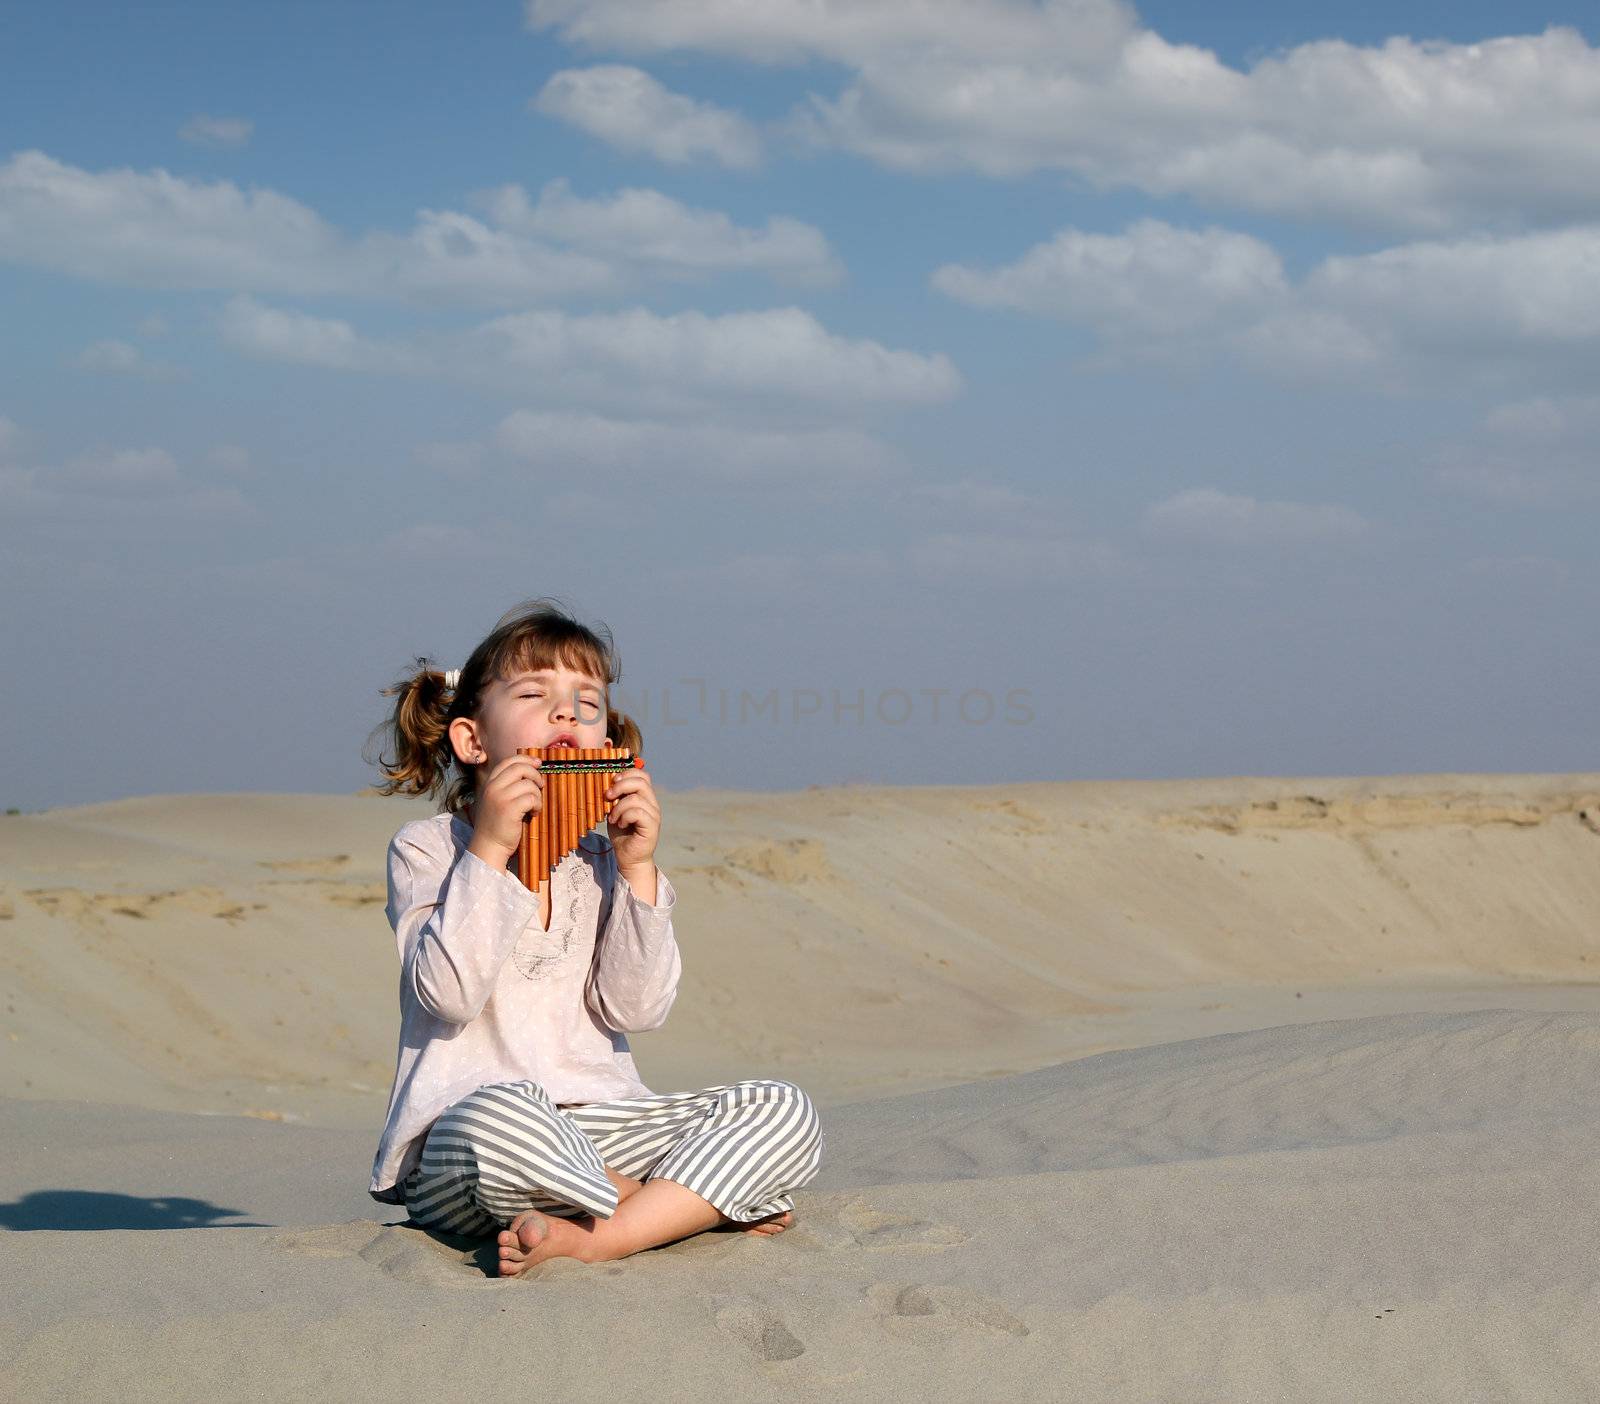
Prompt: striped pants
<box><xmin>401</xmin><ymin>1077</ymin><xmax>823</xmax><ymax>1237</ymax></box>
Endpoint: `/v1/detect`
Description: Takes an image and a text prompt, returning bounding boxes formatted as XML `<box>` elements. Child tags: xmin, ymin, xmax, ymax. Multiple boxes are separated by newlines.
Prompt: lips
<box><xmin>547</xmin><ymin>733</ymin><xmax>578</xmax><ymax>748</ymax></box>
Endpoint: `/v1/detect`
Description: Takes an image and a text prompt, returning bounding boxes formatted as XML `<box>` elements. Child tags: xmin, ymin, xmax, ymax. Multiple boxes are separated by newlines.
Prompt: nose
<box><xmin>549</xmin><ymin>690</ymin><xmax>578</xmax><ymax>725</ymax></box>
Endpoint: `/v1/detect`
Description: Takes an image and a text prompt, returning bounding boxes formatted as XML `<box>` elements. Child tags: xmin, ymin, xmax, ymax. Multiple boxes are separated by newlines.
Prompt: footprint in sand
<box><xmin>271</xmin><ymin>1221</ymin><xmax>502</xmax><ymax>1289</ymax></box>
<box><xmin>258</xmin><ymin>855</ymin><xmax>353</xmax><ymax>875</ymax></box>
<box><xmin>271</xmin><ymin>1221</ymin><xmax>385</xmax><ymax>1259</ymax></box>
<box><xmin>837</xmin><ymin>1199</ymin><xmax>969</xmax><ymax>1252</ymax></box>
<box><xmin>775</xmin><ymin>1199</ymin><xmax>970</xmax><ymax>1254</ymax></box>
<box><xmin>23</xmin><ymin>886</ymin><xmax>256</xmax><ymax>923</ymax></box>
<box><xmin>866</xmin><ymin>1281</ymin><xmax>1029</xmax><ymax>1337</ymax></box>
<box><xmin>259</xmin><ymin>877</ymin><xmax>387</xmax><ymax>908</ymax></box>
<box><xmin>709</xmin><ymin>1295</ymin><xmax>806</xmax><ymax>1361</ymax></box>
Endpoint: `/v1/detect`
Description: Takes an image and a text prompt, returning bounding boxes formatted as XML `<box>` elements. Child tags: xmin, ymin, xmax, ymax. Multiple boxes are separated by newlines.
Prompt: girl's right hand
<box><xmin>466</xmin><ymin>755</ymin><xmax>543</xmax><ymax>867</ymax></box>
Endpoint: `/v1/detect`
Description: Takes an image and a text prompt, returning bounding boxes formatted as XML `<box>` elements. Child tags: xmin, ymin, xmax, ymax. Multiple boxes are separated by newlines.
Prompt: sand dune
<box><xmin>3</xmin><ymin>773</ymin><xmax>1599</xmax><ymax>1398</ymax></box>
<box><xmin>3</xmin><ymin>1009</ymin><xmax>1598</xmax><ymax>1398</ymax></box>
<box><xmin>5</xmin><ymin>772</ymin><xmax>1600</xmax><ymax>1116</ymax></box>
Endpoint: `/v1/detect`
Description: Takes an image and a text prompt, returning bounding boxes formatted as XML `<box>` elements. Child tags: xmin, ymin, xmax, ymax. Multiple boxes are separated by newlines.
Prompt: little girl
<box><xmin>366</xmin><ymin>598</ymin><xmax>823</xmax><ymax>1276</ymax></box>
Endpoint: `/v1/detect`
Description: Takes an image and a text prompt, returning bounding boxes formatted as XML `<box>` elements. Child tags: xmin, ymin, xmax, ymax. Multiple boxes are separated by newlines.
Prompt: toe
<box><xmin>513</xmin><ymin>1211</ymin><xmax>552</xmax><ymax>1255</ymax></box>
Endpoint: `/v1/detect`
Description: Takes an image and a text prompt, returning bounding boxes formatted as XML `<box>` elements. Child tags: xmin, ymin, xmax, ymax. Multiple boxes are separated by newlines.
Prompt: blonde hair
<box><xmin>365</xmin><ymin>597</ymin><xmax>644</xmax><ymax>816</ymax></box>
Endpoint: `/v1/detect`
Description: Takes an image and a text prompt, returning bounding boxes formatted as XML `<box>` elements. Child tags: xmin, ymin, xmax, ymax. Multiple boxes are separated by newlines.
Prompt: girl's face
<box><xmin>450</xmin><ymin>662</ymin><xmax>610</xmax><ymax>772</ymax></box>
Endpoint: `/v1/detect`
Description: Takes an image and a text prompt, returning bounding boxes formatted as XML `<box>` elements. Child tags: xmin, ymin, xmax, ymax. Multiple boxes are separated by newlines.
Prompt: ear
<box><xmin>447</xmin><ymin>715</ymin><xmax>488</xmax><ymax>766</ymax></box>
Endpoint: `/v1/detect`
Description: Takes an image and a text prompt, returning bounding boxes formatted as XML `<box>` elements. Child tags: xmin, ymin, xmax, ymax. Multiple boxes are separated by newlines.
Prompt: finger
<box><xmin>496</xmin><ymin>767</ymin><xmax>544</xmax><ymax>792</ymax></box>
<box><xmin>486</xmin><ymin>755</ymin><xmax>542</xmax><ymax>785</ymax></box>
<box><xmin>611</xmin><ymin>805</ymin><xmax>655</xmax><ymax>835</ymax></box>
<box><xmin>492</xmin><ymin>773</ymin><xmax>544</xmax><ymax>796</ymax></box>
<box><xmin>490</xmin><ymin>752</ymin><xmax>542</xmax><ymax>770</ymax></box>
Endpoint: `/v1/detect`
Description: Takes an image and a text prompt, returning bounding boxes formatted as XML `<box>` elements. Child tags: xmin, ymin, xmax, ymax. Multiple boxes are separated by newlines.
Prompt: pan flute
<box><xmin>515</xmin><ymin>745</ymin><xmax>644</xmax><ymax>892</ymax></box>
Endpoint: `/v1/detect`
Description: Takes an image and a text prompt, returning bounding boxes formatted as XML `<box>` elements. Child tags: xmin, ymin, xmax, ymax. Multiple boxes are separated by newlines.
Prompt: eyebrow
<box><xmin>506</xmin><ymin>671</ymin><xmax>603</xmax><ymax>689</ymax></box>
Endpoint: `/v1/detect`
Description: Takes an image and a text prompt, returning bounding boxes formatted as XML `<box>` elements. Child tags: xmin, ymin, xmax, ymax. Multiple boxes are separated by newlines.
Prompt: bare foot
<box><xmin>496</xmin><ymin>1209</ymin><xmax>585</xmax><ymax>1277</ymax></box>
<box><xmin>495</xmin><ymin>1200</ymin><xmax>792</xmax><ymax>1275</ymax></box>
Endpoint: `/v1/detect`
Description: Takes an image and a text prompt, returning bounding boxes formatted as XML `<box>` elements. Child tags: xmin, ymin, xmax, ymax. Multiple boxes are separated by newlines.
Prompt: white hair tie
<box><xmin>443</xmin><ymin>669</ymin><xmax>461</xmax><ymax>691</ymax></box>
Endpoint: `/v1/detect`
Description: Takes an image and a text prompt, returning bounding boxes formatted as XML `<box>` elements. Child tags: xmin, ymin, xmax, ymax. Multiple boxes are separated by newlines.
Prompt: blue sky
<box><xmin>2</xmin><ymin>1</ymin><xmax>1596</xmax><ymax>810</ymax></box>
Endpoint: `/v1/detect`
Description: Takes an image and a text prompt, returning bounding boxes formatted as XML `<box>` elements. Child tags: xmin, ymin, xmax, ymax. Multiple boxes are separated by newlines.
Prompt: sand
<box><xmin>3</xmin><ymin>772</ymin><xmax>1599</xmax><ymax>1399</ymax></box>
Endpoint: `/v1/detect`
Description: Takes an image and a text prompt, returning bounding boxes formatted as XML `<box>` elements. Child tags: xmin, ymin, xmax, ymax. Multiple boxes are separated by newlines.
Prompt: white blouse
<box><xmin>368</xmin><ymin>810</ymin><xmax>680</xmax><ymax>1204</ymax></box>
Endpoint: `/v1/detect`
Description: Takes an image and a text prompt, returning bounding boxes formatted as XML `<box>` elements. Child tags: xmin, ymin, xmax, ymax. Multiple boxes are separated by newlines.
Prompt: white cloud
<box><xmin>0</xmin><ymin>151</ymin><xmax>829</xmax><ymax>306</ymax></box>
<box><xmin>224</xmin><ymin>296</ymin><xmax>959</xmax><ymax>410</ymax></box>
<box><xmin>528</xmin><ymin>2</ymin><xmax>1600</xmax><ymax>233</ymax></box>
<box><xmin>178</xmin><ymin>114</ymin><xmax>254</xmax><ymax>148</ymax></box>
<box><xmin>535</xmin><ymin>65</ymin><xmax>762</xmax><ymax>169</ymax></box>
<box><xmin>219</xmin><ymin>297</ymin><xmax>408</xmax><ymax>371</ymax></box>
<box><xmin>527</xmin><ymin>0</ymin><xmax>1137</xmax><ymax>67</ymax></box>
<box><xmin>1242</xmin><ymin>225</ymin><xmax>1600</xmax><ymax>381</ymax></box>
<box><xmin>938</xmin><ymin>217</ymin><xmax>1600</xmax><ymax>383</ymax></box>
<box><xmin>474</xmin><ymin>306</ymin><xmax>960</xmax><ymax>406</ymax></box>
<box><xmin>1143</xmin><ymin>488</ymin><xmax>1369</xmax><ymax>544</ymax></box>
<box><xmin>1228</xmin><ymin>307</ymin><xmax>1383</xmax><ymax>379</ymax></box>
<box><xmin>0</xmin><ymin>444</ymin><xmax>252</xmax><ymax>525</ymax></box>
<box><xmin>0</xmin><ymin>151</ymin><xmax>344</xmax><ymax>294</ymax></box>
<box><xmin>1299</xmin><ymin>228</ymin><xmax>1600</xmax><ymax>348</ymax></box>
<box><xmin>73</xmin><ymin>338</ymin><xmax>182</xmax><ymax>380</ymax></box>
<box><xmin>1430</xmin><ymin>395</ymin><xmax>1600</xmax><ymax>505</ymax></box>
<box><xmin>364</xmin><ymin>207</ymin><xmax>621</xmax><ymax>304</ymax></box>
<box><xmin>935</xmin><ymin>219</ymin><xmax>1285</xmax><ymax>345</ymax></box>
<box><xmin>494</xmin><ymin>408</ymin><xmax>901</xmax><ymax>486</ymax></box>
<box><xmin>478</xmin><ymin>178</ymin><xmax>840</xmax><ymax>285</ymax></box>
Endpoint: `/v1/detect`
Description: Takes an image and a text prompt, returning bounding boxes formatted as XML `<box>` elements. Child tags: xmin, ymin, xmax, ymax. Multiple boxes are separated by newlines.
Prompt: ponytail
<box><xmin>365</xmin><ymin>658</ymin><xmax>460</xmax><ymax>802</ymax></box>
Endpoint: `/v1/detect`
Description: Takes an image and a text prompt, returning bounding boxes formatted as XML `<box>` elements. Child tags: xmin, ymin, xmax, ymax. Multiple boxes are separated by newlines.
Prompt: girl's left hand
<box><xmin>604</xmin><ymin>765</ymin><xmax>661</xmax><ymax>874</ymax></box>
